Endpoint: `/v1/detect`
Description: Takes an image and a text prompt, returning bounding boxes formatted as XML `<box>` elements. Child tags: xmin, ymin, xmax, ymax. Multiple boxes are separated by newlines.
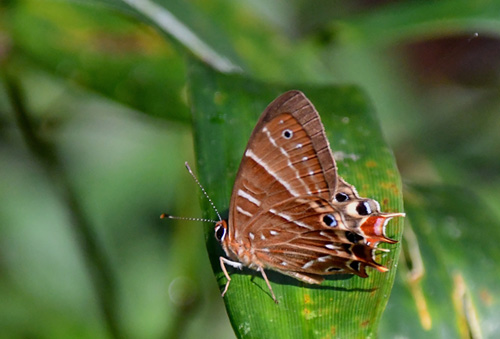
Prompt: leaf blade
<box><xmin>187</xmin><ymin>59</ymin><xmax>404</xmax><ymax>338</ymax></box>
<box><xmin>381</xmin><ymin>184</ymin><xmax>500</xmax><ymax>338</ymax></box>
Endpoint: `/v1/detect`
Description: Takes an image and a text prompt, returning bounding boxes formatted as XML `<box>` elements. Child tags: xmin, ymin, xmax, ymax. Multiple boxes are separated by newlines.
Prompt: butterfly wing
<box><xmin>333</xmin><ymin>177</ymin><xmax>401</xmax><ymax>245</ymax></box>
<box><xmin>222</xmin><ymin>90</ymin><xmax>402</xmax><ymax>285</ymax></box>
<box><xmin>228</xmin><ymin>91</ymin><xmax>337</xmax><ymax>241</ymax></box>
<box><xmin>245</xmin><ymin>196</ymin><xmax>392</xmax><ymax>281</ymax></box>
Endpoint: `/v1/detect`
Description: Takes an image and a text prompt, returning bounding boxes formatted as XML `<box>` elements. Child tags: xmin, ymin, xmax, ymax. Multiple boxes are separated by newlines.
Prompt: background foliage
<box><xmin>1</xmin><ymin>0</ymin><xmax>500</xmax><ymax>338</ymax></box>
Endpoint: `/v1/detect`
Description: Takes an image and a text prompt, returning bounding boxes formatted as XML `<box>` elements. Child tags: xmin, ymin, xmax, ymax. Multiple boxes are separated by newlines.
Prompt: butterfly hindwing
<box><xmin>246</xmin><ymin>196</ymin><xmax>387</xmax><ymax>278</ymax></box>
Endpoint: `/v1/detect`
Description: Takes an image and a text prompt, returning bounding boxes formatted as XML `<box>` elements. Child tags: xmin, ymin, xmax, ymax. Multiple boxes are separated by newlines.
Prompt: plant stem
<box><xmin>3</xmin><ymin>69</ymin><xmax>124</xmax><ymax>339</ymax></box>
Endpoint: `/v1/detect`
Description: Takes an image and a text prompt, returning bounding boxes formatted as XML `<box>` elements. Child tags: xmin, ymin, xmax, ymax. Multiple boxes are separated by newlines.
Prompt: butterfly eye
<box><xmin>214</xmin><ymin>225</ymin><xmax>226</xmax><ymax>242</ymax></box>
<box><xmin>335</xmin><ymin>193</ymin><xmax>349</xmax><ymax>202</ymax></box>
<box><xmin>356</xmin><ymin>201</ymin><xmax>372</xmax><ymax>216</ymax></box>
<box><xmin>322</xmin><ymin>214</ymin><xmax>338</xmax><ymax>227</ymax></box>
<box><xmin>282</xmin><ymin>129</ymin><xmax>293</xmax><ymax>139</ymax></box>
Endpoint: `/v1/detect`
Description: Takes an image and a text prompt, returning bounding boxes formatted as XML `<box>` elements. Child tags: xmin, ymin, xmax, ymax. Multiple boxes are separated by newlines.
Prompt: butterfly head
<box><xmin>214</xmin><ymin>220</ymin><xmax>228</xmax><ymax>242</ymax></box>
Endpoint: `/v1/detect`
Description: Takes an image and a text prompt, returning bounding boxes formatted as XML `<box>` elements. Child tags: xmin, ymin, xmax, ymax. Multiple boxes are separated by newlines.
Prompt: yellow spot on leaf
<box><xmin>302</xmin><ymin>308</ymin><xmax>318</xmax><ymax>320</ymax></box>
<box><xmin>380</xmin><ymin>182</ymin><xmax>400</xmax><ymax>195</ymax></box>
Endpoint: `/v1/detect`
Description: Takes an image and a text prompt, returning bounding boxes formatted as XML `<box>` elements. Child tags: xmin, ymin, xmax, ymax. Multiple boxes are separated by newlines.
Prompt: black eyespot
<box><xmin>327</xmin><ymin>267</ymin><xmax>342</xmax><ymax>272</ymax></box>
<box><xmin>215</xmin><ymin>225</ymin><xmax>226</xmax><ymax>242</ymax></box>
<box><xmin>345</xmin><ymin>231</ymin><xmax>363</xmax><ymax>243</ymax></box>
<box><xmin>335</xmin><ymin>192</ymin><xmax>349</xmax><ymax>202</ymax></box>
<box><xmin>322</xmin><ymin>214</ymin><xmax>337</xmax><ymax>227</ymax></box>
<box><xmin>349</xmin><ymin>261</ymin><xmax>361</xmax><ymax>272</ymax></box>
<box><xmin>282</xmin><ymin>129</ymin><xmax>293</xmax><ymax>139</ymax></box>
<box><xmin>341</xmin><ymin>243</ymin><xmax>352</xmax><ymax>253</ymax></box>
<box><xmin>356</xmin><ymin>201</ymin><xmax>372</xmax><ymax>216</ymax></box>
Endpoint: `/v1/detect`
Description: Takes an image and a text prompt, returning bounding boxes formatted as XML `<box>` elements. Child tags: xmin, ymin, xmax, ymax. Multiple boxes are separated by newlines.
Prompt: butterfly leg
<box><xmin>257</xmin><ymin>266</ymin><xmax>278</xmax><ymax>304</ymax></box>
<box><xmin>219</xmin><ymin>257</ymin><xmax>243</xmax><ymax>297</ymax></box>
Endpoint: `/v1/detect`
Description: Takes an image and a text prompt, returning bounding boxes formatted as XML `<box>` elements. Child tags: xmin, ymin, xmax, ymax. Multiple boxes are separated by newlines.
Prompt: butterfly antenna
<box><xmin>184</xmin><ymin>161</ymin><xmax>223</xmax><ymax>221</ymax></box>
<box><xmin>160</xmin><ymin>213</ymin><xmax>219</xmax><ymax>223</ymax></box>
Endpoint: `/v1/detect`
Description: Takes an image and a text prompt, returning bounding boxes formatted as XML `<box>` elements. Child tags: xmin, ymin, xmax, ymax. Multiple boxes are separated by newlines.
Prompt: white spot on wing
<box><xmin>261</xmin><ymin>128</ymin><xmax>311</xmax><ymax>195</ymax></box>
<box><xmin>245</xmin><ymin>149</ymin><xmax>300</xmax><ymax>196</ymax></box>
<box><xmin>249</xmin><ymin>232</ymin><xmax>255</xmax><ymax>240</ymax></box>
<box><xmin>270</xmin><ymin>230</ymin><xmax>279</xmax><ymax>236</ymax></box>
<box><xmin>237</xmin><ymin>189</ymin><xmax>261</xmax><ymax>206</ymax></box>
<box><xmin>268</xmin><ymin>209</ymin><xmax>312</xmax><ymax>229</ymax></box>
<box><xmin>294</xmin><ymin>220</ymin><xmax>311</xmax><ymax>229</ymax></box>
<box><xmin>302</xmin><ymin>260</ymin><xmax>315</xmax><ymax>269</ymax></box>
<box><xmin>325</xmin><ymin>244</ymin><xmax>336</xmax><ymax>250</ymax></box>
<box><xmin>362</xmin><ymin>201</ymin><xmax>372</xmax><ymax>215</ymax></box>
<box><xmin>236</xmin><ymin>206</ymin><xmax>253</xmax><ymax>218</ymax></box>
<box><xmin>262</xmin><ymin>127</ymin><xmax>278</xmax><ymax>147</ymax></box>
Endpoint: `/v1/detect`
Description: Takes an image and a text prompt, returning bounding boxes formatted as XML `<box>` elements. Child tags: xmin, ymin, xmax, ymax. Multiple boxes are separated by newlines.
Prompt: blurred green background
<box><xmin>1</xmin><ymin>0</ymin><xmax>500</xmax><ymax>338</ymax></box>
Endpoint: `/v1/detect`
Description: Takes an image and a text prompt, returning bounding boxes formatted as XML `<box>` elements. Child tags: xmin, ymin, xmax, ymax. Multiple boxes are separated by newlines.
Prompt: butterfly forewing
<box><xmin>228</xmin><ymin>91</ymin><xmax>337</xmax><ymax>239</ymax></box>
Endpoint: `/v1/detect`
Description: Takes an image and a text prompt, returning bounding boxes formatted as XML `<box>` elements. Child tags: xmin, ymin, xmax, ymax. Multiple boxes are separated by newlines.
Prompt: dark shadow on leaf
<box><xmin>217</xmin><ymin>265</ymin><xmax>377</xmax><ymax>299</ymax></box>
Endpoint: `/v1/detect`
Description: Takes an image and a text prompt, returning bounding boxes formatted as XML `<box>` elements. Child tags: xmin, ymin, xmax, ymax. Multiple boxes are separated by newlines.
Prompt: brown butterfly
<box><xmin>210</xmin><ymin>91</ymin><xmax>404</xmax><ymax>303</ymax></box>
<box><xmin>166</xmin><ymin>90</ymin><xmax>404</xmax><ymax>303</ymax></box>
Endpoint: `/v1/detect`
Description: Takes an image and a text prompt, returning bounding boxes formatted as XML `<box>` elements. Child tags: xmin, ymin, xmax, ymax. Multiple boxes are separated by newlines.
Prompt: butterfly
<box><xmin>170</xmin><ymin>90</ymin><xmax>404</xmax><ymax>303</ymax></box>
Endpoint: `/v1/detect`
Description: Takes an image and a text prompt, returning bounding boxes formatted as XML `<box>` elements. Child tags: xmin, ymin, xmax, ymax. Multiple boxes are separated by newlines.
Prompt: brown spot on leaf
<box><xmin>330</xmin><ymin>326</ymin><xmax>336</xmax><ymax>335</ymax></box>
<box><xmin>303</xmin><ymin>293</ymin><xmax>311</xmax><ymax>304</ymax></box>
<box><xmin>386</xmin><ymin>169</ymin><xmax>396</xmax><ymax>178</ymax></box>
<box><xmin>380</xmin><ymin>182</ymin><xmax>400</xmax><ymax>195</ymax></box>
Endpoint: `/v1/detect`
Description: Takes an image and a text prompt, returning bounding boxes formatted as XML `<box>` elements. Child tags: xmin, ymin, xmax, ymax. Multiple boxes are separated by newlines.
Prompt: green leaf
<box><xmin>8</xmin><ymin>0</ymin><xmax>189</xmax><ymax>121</ymax></box>
<box><xmin>380</xmin><ymin>184</ymin><xmax>500</xmax><ymax>338</ymax></box>
<box><xmin>336</xmin><ymin>0</ymin><xmax>500</xmax><ymax>46</ymax></box>
<box><xmin>187</xmin><ymin>59</ymin><xmax>404</xmax><ymax>338</ymax></box>
<box><xmin>98</xmin><ymin>0</ymin><xmax>244</xmax><ymax>72</ymax></box>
